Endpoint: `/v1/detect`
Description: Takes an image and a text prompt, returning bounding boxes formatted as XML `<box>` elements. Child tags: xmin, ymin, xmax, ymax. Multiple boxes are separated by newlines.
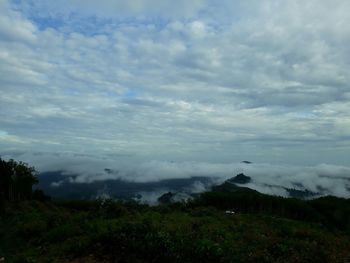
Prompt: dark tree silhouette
<box><xmin>0</xmin><ymin>158</ymin><xmax>38</xmax><ymax>201</ymax></box>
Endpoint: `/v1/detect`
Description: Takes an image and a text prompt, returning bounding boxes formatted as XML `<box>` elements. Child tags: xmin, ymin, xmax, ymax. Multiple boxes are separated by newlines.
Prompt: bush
<box><xmin>18</xmin><ymin>219</ymin><xmax>47</xmax><ymax>239</ymax></box>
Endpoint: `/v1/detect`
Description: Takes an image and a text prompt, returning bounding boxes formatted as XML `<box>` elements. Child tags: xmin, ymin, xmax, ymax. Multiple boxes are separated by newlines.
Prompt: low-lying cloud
<box><xmin>2</xmin><ymin>152</ymin><xmax>349</xmax><ymax>198</ymax></box>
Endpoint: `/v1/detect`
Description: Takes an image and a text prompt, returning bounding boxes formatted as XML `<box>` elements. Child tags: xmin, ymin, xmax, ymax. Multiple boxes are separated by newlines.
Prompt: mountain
<box><xmin>37</xmin><ymin>171</ymin><xmax>213</xmax><ymax>200</ymax></box>
<box><xmin>227</xmin><ymin>173</ymin><xmax>251</xmax><ymax>184</ymax></box>
<box><xmin>285</xmin><ymin>188</ymin><xmax>319</xmax><ymax>199</ymax></box>
<box><xmin>38</xmin><ymin>170</ymin><xmax>331</xmax><ymax>202</ymax></box>
<box><xmin>211</xmin><ymin>174</ymin><xmax>319</xmax><ymax>199</ymax></box>
<box><xmin>210</xmin><ymin>172</ymin><xmax>256</xmax><ymax>193</ymax></box>
<box><xmin>158</xmin><ymin>192</ymin><xmax>175</xmax><ymax>204</ymax></box>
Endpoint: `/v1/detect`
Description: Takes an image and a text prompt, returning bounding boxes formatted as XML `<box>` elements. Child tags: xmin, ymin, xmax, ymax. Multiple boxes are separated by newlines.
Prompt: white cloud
<box><xmin>1</xmin><ymin>0</ymin><xmax>350</xmax><ymax>173</ymax></box>
<box><xmin>0</xmin><ymin>0</ymin><xmax>37</xmax><ymax>43</ymax></box>
<box><xmin>2</xmin><ymin>151</ymin><xmax>349</xmax><ymax>197</ymax></box>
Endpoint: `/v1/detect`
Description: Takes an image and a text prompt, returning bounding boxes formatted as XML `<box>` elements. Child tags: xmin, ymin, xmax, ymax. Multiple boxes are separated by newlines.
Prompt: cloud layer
<box><xmin>2</xmin><ymin>152</ymin><xmax>349</xmax><ymax>198</ymax></box>
<box><xmin>1</xmin><ymin>0</ymin><xmax>350</xmax><ymax>170</ymax></box>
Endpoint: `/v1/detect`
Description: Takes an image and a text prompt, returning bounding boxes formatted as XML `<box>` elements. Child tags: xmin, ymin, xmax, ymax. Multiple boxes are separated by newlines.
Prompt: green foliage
<box><xmin>193</xmin><ymin>191</ymin><xmax>350</xmax><ymax>231</ymax></box>
<box><xmin>1</xmin><ymin>158</ymin><xmax>350</xmax><ymax>262</ymax></box>
<box><xmin>1</xmin><ymin>199</ymin><xmax>349</xmax><ymax>263</ymax></box>
<box><xmin>0</xmin><ymin>158</ymin><xmax>39</xmax><ymax>202</ymax></box>
<box><xmin>32</xmin><ymin>190</ymin><xmax>51</xmax><ymax>202</ymax></box>
<box><xmin>309</xmin><ymin>196</ymin><xmax>350</xmax><ymax>231</ymax></box>
<box><xmin>17</xmin><ymin>218</ymin><xmax>47</xmax><ymax>238</ymax></box>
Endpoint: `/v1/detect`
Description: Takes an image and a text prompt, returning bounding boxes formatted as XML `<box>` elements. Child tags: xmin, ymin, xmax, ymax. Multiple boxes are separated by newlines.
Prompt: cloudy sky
<box><xmin>1</xmin><ymin>0</ymin><xmax>350</xmax><ymax>175</ymax></box>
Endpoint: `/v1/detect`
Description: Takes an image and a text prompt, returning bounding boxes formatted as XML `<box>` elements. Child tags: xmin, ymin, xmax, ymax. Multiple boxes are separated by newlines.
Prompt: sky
<box><xmin>0</xmin><ymin>0</ymin><xmax>350</xmax><ymax>186</ymax></box>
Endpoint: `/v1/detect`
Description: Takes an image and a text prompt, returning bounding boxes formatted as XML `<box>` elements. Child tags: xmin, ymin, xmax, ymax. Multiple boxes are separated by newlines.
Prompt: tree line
<box><xmin>192</xmin><ymin>190</ymin><xmax>350</xmax><ymax>231</ymax></box>
<box><xmin>0</xmin><ymin>157</ymin><xmax>38</xmax><ymax>202</ymax></box>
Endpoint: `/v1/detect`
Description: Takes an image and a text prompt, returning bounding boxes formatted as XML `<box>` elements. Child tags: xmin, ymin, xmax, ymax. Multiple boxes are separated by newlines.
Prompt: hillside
<box><xmin>1</xmin><ymin>193</ymin><xmax>350</xmax><ymax>263</ymax></box>
<box><xmin>1</xmin><ymin>158</ymin><xmax>350</xmax><ymax>262</ymax></box>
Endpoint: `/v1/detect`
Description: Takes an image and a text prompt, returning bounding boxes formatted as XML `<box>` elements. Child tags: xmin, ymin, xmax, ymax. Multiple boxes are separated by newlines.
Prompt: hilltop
<box><xmin>1</xmin><ymin>158</ymin><xmax>350</xmax><ymax>262</ymax></box>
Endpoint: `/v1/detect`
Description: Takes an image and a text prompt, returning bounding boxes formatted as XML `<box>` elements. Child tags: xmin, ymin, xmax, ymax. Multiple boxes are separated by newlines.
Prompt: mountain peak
<box><xmin>227</xmin><ymin>173</ymin><xmax>251</xmax><ymax>184</ymax></box>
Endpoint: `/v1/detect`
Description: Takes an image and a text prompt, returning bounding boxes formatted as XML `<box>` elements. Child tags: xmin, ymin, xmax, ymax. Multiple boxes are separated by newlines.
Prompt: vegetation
<box><xmin>0</xmin><ymin>158</ymin><xmax>38</xmax><ymax>202</ymax></box>
<box><xmin>0</xmin><ymin>194</ymin><xmax>349</xmax><ymax>263</ymax></box>
<box><xmin>1</xmin><ymin>158</ymin><xmax>350</xmax><ymax>262</ymax></box>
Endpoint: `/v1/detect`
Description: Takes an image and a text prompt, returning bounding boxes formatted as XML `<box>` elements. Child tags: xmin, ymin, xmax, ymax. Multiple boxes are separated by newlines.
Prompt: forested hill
<box><xmin>1</xmin><ymin>158</ymin><xmax>350</xmax><ymax>262</ymax></box>
<box><xmin>1</xmin><ymin>195</ymin><xmax>350</xmax><ymax>263</ymax></box>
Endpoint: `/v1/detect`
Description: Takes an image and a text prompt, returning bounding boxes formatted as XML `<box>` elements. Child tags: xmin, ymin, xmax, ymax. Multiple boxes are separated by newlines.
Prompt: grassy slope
<box><xmin>1</xmin><ymin>199</ymin><xmax>350</xmax><ymax>263</ymax></box>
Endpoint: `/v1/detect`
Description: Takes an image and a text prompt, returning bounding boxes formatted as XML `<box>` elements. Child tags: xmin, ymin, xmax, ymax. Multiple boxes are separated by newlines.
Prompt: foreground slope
<box><xmin>1</xmin><ymin>193</ymin><xmax>350</xmax><ymax>263</ymax></box>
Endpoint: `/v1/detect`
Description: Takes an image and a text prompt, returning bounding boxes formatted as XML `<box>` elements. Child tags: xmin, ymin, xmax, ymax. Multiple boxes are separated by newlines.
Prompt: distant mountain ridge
<box><xmin>210</xmin><ymin>173</ymin><xmax>319</xmax><ymax>200</ymax></box>
<box><xmin>38</xmin><ymin>169</ymin><xmax>338</xmax><ymax>203</ymax></box>
<box><xmin>227</xmin><ymin>173</ymin><xmax>251</xmax><ymax>184</ymax></box>
<box><xmin>37</xmin><ymin>171</ymin><xmax>213</xmax><ymax>200</ymax></box>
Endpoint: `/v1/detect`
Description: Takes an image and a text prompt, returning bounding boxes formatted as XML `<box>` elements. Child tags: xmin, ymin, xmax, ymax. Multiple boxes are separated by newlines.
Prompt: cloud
<box><xmin>1</xmin><ymin>0</ymin><xmax>350</xmax><ymax>171</ymax></box>
<box><xmin>1</xmin><ymin>152</ymin><xmax>349</xmax><ymax>198</ymax></box>
<box><xmin>0</xmin><ymin>0</ymin><xmax>37</xmax><ymax>43</ymax></box>
<box><xmin>12</xmin><ymin>0</ymin><xmax>206</xmax><ymax>20</ymax></box>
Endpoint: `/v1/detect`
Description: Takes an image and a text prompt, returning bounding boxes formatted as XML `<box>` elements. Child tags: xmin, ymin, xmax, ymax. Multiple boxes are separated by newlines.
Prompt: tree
<box><xmin>0</xmin><ymin>158</ymin><xmax>38</xmax><ymax>201</ymax></box>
